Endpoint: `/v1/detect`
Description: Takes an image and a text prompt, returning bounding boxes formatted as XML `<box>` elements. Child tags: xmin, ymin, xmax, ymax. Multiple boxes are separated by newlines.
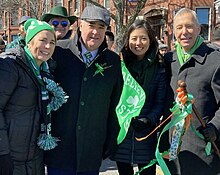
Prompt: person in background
<box><xmin>158</xmin><ymin>43</ymin><xmax>168</xmax><ymax>56</ymax></box>
<box><xmin>41</xmin><ymin>6</ymin><xmax>77</xmax><ymax>40</ymax></box>
<box><xmin>111</xmin><ymin>19</ymin><xmax>167</xmax><ymax>175</ymax></box>
<box><xmin>211</xmin><ymin>25</ymin><xmax>220</xmax><ymax>49</ymax></box>
<box><xmin>5</xmin><ymin>15</ymin><xmax>30</xmax><ymax>50</ymax></box>
<box><xmin>44</xmin><ymin>4</ymin><xmax>123</xmax><ymax>175</ymax></box>
<box><xmin>164</xmin><ymin>8</ymin><xmax>220</xmax><ymax>175</ymax></box>
<box><xmin>105</xmin><ymin>30</ymin><xmax>114</xmax><ymax>50</ymax></box>
<box><xmin>0</xmin><ymin>39</ymin><xmax>5</xmax><ymax>53</ymax></box>
<box><xmin>0</xmin><ymin>19</ymin><xmax>64</xmax><ymax>175</ymax></box>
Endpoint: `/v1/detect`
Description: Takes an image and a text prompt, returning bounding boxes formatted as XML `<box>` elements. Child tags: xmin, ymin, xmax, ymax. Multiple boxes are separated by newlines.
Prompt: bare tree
<box><xmin>0</xmin><ymin>0</ymin><xmax>19</xmax><ymax>17</ymax></box>
<box><xmin>0</xmin><ymin>0</ymin><xmax>48</xmax><ymax>21</ymax></box>
<box><xmin>0</xmin><ymin>0</ymin><xmax>148</xmax><ymax>52</ymax></box>
<box><xmin>87</xmin><ymin>0</ymin><xmax>148</xmax><ymax>52</ymax></box>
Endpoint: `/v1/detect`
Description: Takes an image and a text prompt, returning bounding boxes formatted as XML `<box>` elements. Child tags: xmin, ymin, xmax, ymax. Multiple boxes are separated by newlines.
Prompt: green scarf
<box><xmin>24</xmin><ymin>46</ymin><xmax>49</xmax><ymax>100</ymax></box>
<box><xmin>175</xmin><ymin>35</ymin><xmax>204</xmax><ymax>65</ymax></box>
<box><xmin>24</xmin><ymin>46</ymin><xmax>68</xmax><ymax>150</ymax></box>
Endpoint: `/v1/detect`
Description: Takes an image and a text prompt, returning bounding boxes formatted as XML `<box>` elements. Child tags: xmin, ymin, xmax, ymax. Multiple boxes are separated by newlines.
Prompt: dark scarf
<box><xmin>123</xmin><ymin>47</ymin><xmax>158</xmax><ymax>92</ymax></box>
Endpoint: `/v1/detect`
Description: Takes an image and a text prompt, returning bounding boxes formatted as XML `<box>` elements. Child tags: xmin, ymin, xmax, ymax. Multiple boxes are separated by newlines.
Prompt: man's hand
<box><xmin>199</xmin><ymin>124</ymin><xmax>218</xmax><ymax>142</ymax></box>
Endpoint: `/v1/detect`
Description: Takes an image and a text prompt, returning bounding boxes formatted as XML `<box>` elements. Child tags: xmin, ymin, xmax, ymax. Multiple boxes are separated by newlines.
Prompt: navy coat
<box><xmin>111</xmin><ymin>47</ymin><xmax>167</xmax><ymax>164</ymax></box>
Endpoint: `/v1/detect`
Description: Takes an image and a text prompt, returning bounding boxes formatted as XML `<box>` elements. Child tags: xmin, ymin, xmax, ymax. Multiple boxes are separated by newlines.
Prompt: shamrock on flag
<box><xmin>116</xmin><ymin>60</ymin><xmax>146</xmax><ymax>144</ymax></box>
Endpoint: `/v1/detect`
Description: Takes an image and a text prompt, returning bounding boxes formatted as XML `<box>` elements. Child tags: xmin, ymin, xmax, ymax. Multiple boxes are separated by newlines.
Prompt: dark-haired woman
<box><xmin>111</xmin><ymin>19</ymin><xmax>167</xmax><ymax>175</ymax></box>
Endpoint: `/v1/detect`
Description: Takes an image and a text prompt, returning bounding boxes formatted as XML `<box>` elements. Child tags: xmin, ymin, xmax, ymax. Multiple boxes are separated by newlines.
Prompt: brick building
<box><xmin>0</xmin><ymin>0</ymin><xmax>218</xmax><ymax>49</ymax></box>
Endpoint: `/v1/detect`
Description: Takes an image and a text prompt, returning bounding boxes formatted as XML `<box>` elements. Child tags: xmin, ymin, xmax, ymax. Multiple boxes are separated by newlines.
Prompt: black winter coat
<box><xmin>111</xmin><ymin>49</ymin><xmax>167</xmax><ymax>164</ymax></box>
<box><xmin>45</xmin><ymin>32</ymin><xmax>123</xmax><ymax>172</ymax></box>
<box><xmin>0</xmin><ymin>48</ymin><xmax>45</xmax><ymax>175</ymax></box>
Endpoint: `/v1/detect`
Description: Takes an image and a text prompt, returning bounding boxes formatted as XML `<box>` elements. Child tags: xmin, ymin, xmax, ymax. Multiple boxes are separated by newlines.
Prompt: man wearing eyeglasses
<box><xmin>41</xmin><ymin>6</ymin><xmax>77</xmax><ymax>40</ymax></box>
<box><xmin>44</xmin><ymin>3</ymin><xmax>123</xmax><ymax>175</ymax></box>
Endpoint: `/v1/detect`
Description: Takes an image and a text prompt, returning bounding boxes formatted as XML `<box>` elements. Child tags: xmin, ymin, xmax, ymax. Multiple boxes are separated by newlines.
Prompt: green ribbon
<box><xmin>134</xmin><ymin>94</ymin><xmax>194</xmax><ymax>175</ymax></box>
<box><xmin>134</xmin><ymin>150</ymin><xmax>169</xmax><ymax>175</ymax></box>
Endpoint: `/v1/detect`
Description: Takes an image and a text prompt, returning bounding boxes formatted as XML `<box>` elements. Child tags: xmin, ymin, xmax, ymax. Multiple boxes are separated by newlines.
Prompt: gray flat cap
<box><xmin>81</xmin><ymin>4</ymin><xmax>110</xmax><ymax>26</ymax></box>
<box><xmin>19</xmin><ymin>16</ymin><xmax>31</xmax><ymax>25</ymax></box>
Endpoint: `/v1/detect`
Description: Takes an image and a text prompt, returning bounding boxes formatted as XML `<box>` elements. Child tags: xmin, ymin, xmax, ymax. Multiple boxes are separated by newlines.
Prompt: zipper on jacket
<box><xmin>131</xmin><ymin>131</ymin><xmax>135</xmax><ymax>165</ymax></box>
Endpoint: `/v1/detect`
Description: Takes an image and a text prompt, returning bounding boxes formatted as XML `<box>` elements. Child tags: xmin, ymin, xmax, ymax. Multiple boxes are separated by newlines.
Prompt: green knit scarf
<box><xmin>175</xmin><ymin>35</ymin><xmax>204</xmax><ymax>65</ymax></box>
<box><xmin>24</xmin><ymin>46</ymin><xmax>68</xmax><ymax>150</ymax></box>
<box><xmin>24</xmin><ymin>46</ymin><xmax>49</xmax><ymax>100</ymax></box>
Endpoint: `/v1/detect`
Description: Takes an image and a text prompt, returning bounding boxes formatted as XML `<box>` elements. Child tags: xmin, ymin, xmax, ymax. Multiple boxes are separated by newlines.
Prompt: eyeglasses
<box><xmin>51</xmin><ymin>20</ymin><xmax>69</xmax><ymax>27</ymax></box>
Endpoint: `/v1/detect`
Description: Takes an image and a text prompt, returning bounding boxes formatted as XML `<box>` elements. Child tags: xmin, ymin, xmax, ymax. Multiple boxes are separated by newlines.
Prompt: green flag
<box><xmin>116</xmin><ymin>61</ymin><xmax>146</xmax><ymax>144</ymax></box>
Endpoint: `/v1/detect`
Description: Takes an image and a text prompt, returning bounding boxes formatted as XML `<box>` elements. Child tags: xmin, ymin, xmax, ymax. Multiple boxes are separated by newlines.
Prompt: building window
<box><xmin>75</xmin><ymin>0</ymin><xmax>80</xmax><ymax>15</ymax></box>
<box><xmin>68</xmin><ymin>0</ymin><xmax>73</xmax><ymax>15</ymax></box>
<box><xmin>22</xmin><ymin>3</ymin><xmax>26</xmax><ymax>16</ymax></box>
<box><xmin>5</xmin><ymin>12</ymin><xmax>8</xmax><ymax>29</ymax></box>
<box><xmin>45</xmin><ymin>0</ymin><xmax>51</xmax><ymax>12</ymax></box>
<box><xmin>104</xmin><ymin>0</ymin><xmax>110</xmax><ymax>9</ymax></box>
<box><xmin>55</xmin><ymin>0</ymin><xmax>63</xmax><ymax>6</ymax></box>
<box><xmin>11</xmin><ymin>11</ymin><xmax>18</xmax><ymax>26</ymax></box>
<box><xmin>0</xmin><ymin>19</ymin><xmax>2</xmax><ymax>29</ymax></box>
<box><xmin>76</xmin><ymin>0</ymin><xmax>80</xmax><ymax>10</ymax></box>
<box><xmin>196</xmin><ymin>8</ymin><xmax>210</xmax><ymax>40</ymax></box>
<box><xmin>11</xmin><ymin>35</ymin><xmax>19</xmax><ymax>41</ymax></box>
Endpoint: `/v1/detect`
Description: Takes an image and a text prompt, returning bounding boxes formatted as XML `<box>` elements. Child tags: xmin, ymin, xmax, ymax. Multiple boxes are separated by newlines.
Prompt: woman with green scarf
<box><xmin>165</xmin><ymin>8</ymin><xmax>220</xmax><ymax>175</ymax></box>
<box><xmin>0</xmin><ymin>19</ymin><xmax>67</xmax><ymax>175</ymax></box>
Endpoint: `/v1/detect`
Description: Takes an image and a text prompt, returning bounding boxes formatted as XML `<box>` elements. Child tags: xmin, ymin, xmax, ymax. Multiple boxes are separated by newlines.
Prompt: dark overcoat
<box><xmin>165</xmin><ymin>43</ymin><xmax>220</xmax><ymax>175</ymax></box>
<box><xmin>45</xmin><ymin>32</ymin><xmax>123</xmax><ymax>172</ymax></box>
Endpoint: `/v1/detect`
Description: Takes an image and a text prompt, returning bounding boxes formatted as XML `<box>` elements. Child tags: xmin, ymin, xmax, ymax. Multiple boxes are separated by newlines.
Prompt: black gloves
<box><xmin>0</xmin><ymin>154</ymin><xmax>13</xmax><ymax>175</ymax></box>
<box><xmin>199</xmin><ymin>123</ymin><xmax>219</xmax><ymax>142</ymax></box>
<box><xmin>131</xmin><ymin>118</ymin><xmax>151</xmax><ymax>132</ymax></box>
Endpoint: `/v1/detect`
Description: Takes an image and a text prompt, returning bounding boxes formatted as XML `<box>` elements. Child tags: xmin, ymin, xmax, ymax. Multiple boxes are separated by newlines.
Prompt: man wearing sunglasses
<box><xmin>41</xmin><ymin>6</ymin><xmax>77</xmax><ymax>40</ymax></box>
<box><xmin>44</xmin><ymin>3</ymin><xmax>123</xmax><ymax>175</ymax></box>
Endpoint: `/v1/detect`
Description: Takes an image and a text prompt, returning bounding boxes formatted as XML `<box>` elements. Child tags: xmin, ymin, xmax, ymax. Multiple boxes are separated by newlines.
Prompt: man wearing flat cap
<box><xmin>45</xmin><ymin>4</ymin><xmax>123</xmax><ymax>175</ymax></box>
<box><xmin>6</xmin><ymin>16</ymin><xmax>30</xmax><ymax>50</ymax></box>
<box><xmin>41</xmin><ymin>6</ymin><xmax>77</xmax><ymax>40</ymax></box>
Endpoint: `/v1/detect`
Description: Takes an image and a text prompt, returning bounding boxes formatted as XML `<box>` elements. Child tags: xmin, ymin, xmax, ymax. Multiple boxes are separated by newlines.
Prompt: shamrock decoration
<box><xmin>93</xmin><ymin>63</ymin><xmax>112</xmax><ymax>77</ymax></box>
<box><xmin>126</xmin><ymin>95</ymin><xmax>139</xmax><ymax>107</ymax></box>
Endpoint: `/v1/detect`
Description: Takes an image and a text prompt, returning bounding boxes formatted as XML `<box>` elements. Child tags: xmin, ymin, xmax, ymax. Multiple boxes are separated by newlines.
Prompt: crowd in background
<box><xmin>0</xmin><ymin>4</ymin><xmax>220</xmax><ymax>175</ymax></box>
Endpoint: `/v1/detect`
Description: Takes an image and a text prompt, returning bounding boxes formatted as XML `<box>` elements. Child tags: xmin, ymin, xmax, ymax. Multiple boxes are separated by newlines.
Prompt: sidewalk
<box><xmin>99</xmin><ymin>159</ymin><xmax>118</xmax><ymax>175</ymax></box>
<box><xmin>45</xmin><ymin>158</ymin><xmax>163</xmax><ymax>175</ymax></box>
<box><xmin>99</xmin><ymin>159</ymin><xmax>164</xmax><ymax>175</ymax></box>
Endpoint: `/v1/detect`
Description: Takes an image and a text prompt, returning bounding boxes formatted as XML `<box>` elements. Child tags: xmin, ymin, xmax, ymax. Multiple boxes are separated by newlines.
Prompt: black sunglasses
<box><xmin>51</xmin><ymin>20</ymin><xmax>69</xmax><ymax>27</ymax></box>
